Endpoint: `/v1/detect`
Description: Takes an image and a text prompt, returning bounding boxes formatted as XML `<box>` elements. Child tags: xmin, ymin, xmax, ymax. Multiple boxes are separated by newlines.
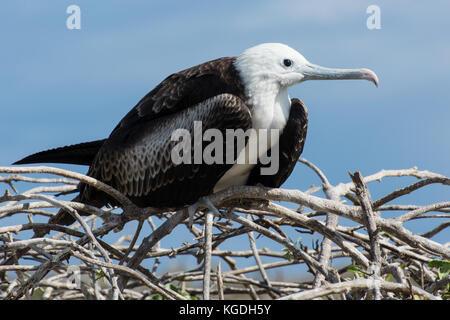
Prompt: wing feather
<box><xmin>113</xmin><ymin>57</ymin><xmax>244</xmax><ymax>133</ymax></box>
<box><xmin>81</xmin><ymin>93</ymin><xmax>252</xmax><ymax>208</ymax></box>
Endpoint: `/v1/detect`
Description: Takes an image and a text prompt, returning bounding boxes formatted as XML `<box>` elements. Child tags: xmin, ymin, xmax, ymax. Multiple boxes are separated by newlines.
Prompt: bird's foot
<box><xmin>186</xmin><ymin>197</ymin><xmax>220</xmax><ymax>228</ymax></box>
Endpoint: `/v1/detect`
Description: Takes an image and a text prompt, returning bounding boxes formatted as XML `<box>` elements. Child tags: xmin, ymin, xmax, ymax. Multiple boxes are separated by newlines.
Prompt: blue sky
<box><xmin>1</xmin><ymin>1</ymin><xmax>449</xmax><ymax>277</ymax></box>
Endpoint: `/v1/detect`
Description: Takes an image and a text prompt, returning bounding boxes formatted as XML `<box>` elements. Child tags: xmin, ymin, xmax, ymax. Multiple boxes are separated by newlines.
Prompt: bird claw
<box><xmin>186</xmin><ymin>197</ymin><xmax>220</xmax><ymax>228</ymax></box>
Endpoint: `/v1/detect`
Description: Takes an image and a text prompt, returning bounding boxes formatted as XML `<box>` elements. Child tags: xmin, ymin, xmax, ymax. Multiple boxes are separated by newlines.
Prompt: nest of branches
<box><xmin>0</xmin><ymin>158</ymin><xmax>449</xmax><ymax>300</ymax></box>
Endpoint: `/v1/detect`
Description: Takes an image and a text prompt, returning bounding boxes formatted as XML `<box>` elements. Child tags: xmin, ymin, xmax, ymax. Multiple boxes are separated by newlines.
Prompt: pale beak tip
<box><xmin>361</xmin><ymin>68</ymin><xmax>379</xmax><ymax>87</ymax></box>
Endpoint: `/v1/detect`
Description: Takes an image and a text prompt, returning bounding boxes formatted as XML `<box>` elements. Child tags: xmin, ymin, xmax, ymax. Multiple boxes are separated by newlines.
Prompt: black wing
<box><xmin>13</xmin><ymin>57</ymin><xmax>244</xmax><ymax>168</ymax></box>
<box><xmin>81</xmin><ymin>94</ymin><xmax>252</xmax><ymax>208</ymax></box>
<box><xmin>113</xmin><ymin>57</ymin><xmax>244</xmax><ymax>133</ymax></box>
<box><xmin>247</xmin><ymin>98</ymin><xmax>308</xmax><ymax>188</ymax></box>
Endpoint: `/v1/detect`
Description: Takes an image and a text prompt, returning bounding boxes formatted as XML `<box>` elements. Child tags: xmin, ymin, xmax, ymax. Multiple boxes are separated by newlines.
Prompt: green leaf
<box><xmin>31</xmin><ymin>287</ymin><xmax>45</xmax><ymax>300</ymax></box>
<box><xmin>428</xmin><ymin>259</ymin><xmax>450</xmax><ymax>280</ymax></box>
<box><xmin>95</xmin><ymin>269</ymin><xmax>106</xmax><ymax>282</ymax></box>
<box><xmin>165</xmin><ymin>283</ymin><xmax>197</xmax><ymax>300</ymax></box>
<box><xmin>282</xmin><ymin>248</ymin><xmax>292</xmax><ymax>261</ymax></box>
<box><xmin>347</xmin><ymin>265</ymin><xmax>366</xmax><ymax>278</ymax></box>
<box><xmin>442</xmin><ymin>291</ymin><xmax>450</xmax><ymax>300</ymax></box>
<box><xmin>385</xmin><ymin>273</ymin><xmax>394</xmax><ymax>282</ymax></box>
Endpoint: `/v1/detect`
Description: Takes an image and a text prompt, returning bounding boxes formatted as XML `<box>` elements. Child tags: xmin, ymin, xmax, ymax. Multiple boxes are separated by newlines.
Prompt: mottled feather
<box><xmin>81</xmin><ymin>93</ymin><xmax>252</xmax><ymax>208</ymax></box>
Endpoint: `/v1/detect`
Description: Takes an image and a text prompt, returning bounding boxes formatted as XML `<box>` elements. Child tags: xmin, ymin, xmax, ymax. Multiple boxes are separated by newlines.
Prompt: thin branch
<box><xmin>216</xmin><ymin>262</ymin><xmax>224</xmax><ymax>300</ymax></box>
<box><xmin>350</xmin><ymin>171</ymin><xmax>382</xmax><ymax>300</ymax></box>
<box><xmin>279</xmin><ymin>278</ymin><xmax>441</xmax><ymax>300</ymax></box>
<box><xmin>202</xmin><ymin>211</ymin><xmax>214</xmax><ymax>300</ymax></box>
<box><xmin>1</xmin><ymin>163</ymin><xmax>448</xmax><ymax>300</ymax></box>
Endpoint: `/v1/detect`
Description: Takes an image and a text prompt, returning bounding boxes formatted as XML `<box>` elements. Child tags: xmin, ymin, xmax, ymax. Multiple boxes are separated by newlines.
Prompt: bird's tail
<box><xmin>13</xmin><ymin>139</ymin><xmax>106</xmax><ymax>166</ymax></box>
<box><xmin>13</xmin><ymin>139</ymin><xmax>108</xmax><ymax>225</ymax></box>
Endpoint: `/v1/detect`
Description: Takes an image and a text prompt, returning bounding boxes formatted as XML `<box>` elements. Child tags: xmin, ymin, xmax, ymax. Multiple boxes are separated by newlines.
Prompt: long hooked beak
<box><xmin>301</xmin><ymin>63</ymin><xmax>379</xmax><ymax>87</ymax></box>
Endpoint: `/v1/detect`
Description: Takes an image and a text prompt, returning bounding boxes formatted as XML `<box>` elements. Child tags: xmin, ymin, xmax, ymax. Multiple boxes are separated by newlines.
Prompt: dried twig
<box><xmin>1</xmin><ymin>162</ymin><xmax>448</xmax><ymax>300</ymax></box>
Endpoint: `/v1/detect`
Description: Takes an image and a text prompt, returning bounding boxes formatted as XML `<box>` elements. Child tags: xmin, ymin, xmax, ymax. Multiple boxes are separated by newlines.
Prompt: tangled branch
<box><xmin>0</xmin><ymin>159</ymin><xmax>449</xmax><ymax>300</ymax></box>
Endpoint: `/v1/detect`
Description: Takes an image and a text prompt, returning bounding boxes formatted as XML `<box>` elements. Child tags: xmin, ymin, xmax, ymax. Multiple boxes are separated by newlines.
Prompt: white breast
<box><xmin>213</xmin><ymin>84</ymin><xmax>291</xmax><ymax>193</ymax></box>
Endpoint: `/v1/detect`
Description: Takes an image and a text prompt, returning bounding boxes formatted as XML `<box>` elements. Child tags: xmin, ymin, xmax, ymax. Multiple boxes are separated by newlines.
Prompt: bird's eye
<box><xmin>283</xmin><ymin>59</ymin><xmax>293</xmax><ymax>67</ymax></box>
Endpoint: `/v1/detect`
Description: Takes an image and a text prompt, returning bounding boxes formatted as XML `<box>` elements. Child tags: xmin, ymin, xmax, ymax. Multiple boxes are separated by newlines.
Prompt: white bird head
<box><xmin>235</xmin><ymin>43</ymin><xmax>378</xmax><ymax>90</ymax></box>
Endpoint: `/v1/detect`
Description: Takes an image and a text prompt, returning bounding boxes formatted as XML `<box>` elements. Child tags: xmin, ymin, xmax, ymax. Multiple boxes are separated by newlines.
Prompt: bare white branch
<box><xmin>1</xmin><ymin>162</ymin><xmax>448</xmax><ymax>300</ymax></box>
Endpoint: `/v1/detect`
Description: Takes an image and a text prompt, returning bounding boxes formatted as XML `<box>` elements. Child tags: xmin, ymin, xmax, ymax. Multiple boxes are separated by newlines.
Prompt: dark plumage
<box><xmin>15</xmin><ymin>41</ymin><xmax>379</xmax><ymax>226</ymax></box>
<box><xmin>15</xmin><ymin>56</ymin><xmax>308</xmax><ymax>225</ymax></box>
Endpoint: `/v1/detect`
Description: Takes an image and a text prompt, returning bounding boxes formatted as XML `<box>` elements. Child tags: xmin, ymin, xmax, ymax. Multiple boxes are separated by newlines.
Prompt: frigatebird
<box><xmin>15</xmin><ymin>43</ymin><xmax>378</xmax><ymax>225</ymax></box>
